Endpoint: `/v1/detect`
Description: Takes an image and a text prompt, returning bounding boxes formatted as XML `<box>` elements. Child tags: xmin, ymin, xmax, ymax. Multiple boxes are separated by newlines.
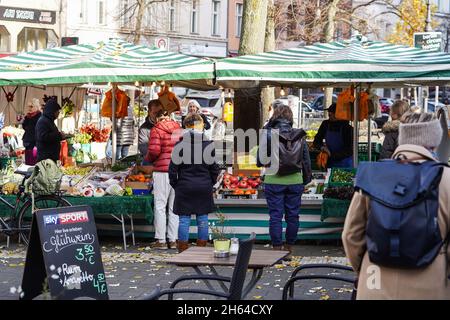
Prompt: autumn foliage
<box><xmin>387</xmin><ymin>0</ymin><xmax>438</xmax><ymax>46</ymax></box>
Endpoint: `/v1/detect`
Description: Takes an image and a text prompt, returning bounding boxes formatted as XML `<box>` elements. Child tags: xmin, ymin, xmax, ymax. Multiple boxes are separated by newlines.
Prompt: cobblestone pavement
<box><xmin>0</xmin><ymin>237</ymin><xmax>354</xmax><ymax>301</ymax></box>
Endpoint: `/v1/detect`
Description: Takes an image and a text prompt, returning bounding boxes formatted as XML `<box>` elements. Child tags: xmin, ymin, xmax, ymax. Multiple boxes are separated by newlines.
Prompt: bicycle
<box><xmin>0</xmin><ymin>166</ymin><xmax>71</xmax><ymax>246</ymax></box>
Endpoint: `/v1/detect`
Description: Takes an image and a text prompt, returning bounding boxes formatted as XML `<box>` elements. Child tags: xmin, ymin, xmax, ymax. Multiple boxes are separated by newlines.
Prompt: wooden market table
<box><xmin>166</xmin><ymin>246</ymin><xmax>288</xmax><ymax>299</ymax></box>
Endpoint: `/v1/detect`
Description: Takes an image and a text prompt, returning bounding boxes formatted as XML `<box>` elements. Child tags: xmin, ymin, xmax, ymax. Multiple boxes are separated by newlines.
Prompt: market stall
<box><xmin>0</xmin><ymin>39</ymin><xmax>215</xmax><ymax>243</ymax></box>
<box><xmin>210</xmin><ymin>37</ymin><xmax>450</xmax><ymax>239</ymax></box>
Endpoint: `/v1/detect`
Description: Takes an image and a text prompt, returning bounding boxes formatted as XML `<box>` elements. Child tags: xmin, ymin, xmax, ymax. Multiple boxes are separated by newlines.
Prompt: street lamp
<box><xmin>425</xmin><ymin>0</ymin><xmax>432</xmax><ymax>32</ymax></box>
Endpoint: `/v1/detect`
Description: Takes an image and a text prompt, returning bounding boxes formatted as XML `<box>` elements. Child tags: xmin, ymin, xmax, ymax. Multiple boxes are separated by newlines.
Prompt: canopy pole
<box><xmin>435</xmin><ymin>86</ymin><xmax>439</xmax><ymax>106</ymax></box>
<box><xmin>353</xmin><ymin>85</ymin><xmax>360</xmax><ymax>168</ymax></box>
<box><xmin>298</xmin><ymin>88</ymin><xmax>303</xmax><ymax>128</ymax></box>
<box><xmin>112</xmin><ymin>84</ymin><xmax>117</xmax><ymax>165</ymax></box>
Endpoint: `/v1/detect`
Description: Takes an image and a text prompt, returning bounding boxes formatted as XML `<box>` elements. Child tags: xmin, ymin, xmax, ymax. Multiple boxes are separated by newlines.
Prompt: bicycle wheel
<box><xmin>17</xmin><ymin>195</ymin><xmax>71</xmax><ymax>245</ymax></box>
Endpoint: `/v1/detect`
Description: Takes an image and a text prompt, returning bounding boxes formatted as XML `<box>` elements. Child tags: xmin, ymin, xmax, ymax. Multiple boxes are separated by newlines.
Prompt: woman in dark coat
<box><xmin>169</xmin><ymin>113</ymin><xmax>220</xmax><ymax>253</ymax></box>
<box><xmin>380</xmin><ymin>100</ymin><xmax>409</xmax><ymax>159</ymax></box>
<box><xmin>35</xmin><ymin>98</ymin><xmax>64</xmax><ymax>163</ymax></box>
<box><xmin>22</xmin><ymin>99</ymin><xmax>41</xmax><ymax>165</ymax></box>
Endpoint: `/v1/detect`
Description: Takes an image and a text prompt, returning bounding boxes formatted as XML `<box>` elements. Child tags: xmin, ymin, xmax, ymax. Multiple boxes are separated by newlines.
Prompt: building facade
<box><xmin>65</xmin><ymin>0</ymin><xmax>229</xmax><ymax>58</ymax></box>
<box><xmin>227</xmin><ymin>0</ymin><xmax>243</xmax><ymax>55</ymax></box>
<box><xmin>0</xmin><ymin>0</ymin><xmax>64</xmax><ymax>54</ymax></box>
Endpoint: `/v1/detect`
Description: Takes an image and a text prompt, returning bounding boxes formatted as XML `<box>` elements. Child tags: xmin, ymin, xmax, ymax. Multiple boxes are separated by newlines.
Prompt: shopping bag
<box><xmin>335</xmin><ymin>87</ymin><xmax>355</xmax><ymax>121</ymax></box>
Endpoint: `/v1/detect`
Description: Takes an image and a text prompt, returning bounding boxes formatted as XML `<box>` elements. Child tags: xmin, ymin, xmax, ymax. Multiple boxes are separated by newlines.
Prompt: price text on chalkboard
<box><xmin>21</xmin><ymin>205</ymin><xmax>109</xmax><ymax>300</ymax></box>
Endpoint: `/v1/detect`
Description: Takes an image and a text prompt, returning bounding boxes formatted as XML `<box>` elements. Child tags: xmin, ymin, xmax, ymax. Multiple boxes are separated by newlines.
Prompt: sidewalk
<box><xmin>0</xmin><ymin>238</ymin><xmax>353</xmax><ymax>300</ymax></box>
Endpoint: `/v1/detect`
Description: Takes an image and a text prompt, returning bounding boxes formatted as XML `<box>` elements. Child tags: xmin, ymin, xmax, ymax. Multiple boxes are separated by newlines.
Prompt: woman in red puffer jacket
<box><xmin>146</xmin><ymin>111</ymin><xmax>182</xmax><ymax>250</ymax></box>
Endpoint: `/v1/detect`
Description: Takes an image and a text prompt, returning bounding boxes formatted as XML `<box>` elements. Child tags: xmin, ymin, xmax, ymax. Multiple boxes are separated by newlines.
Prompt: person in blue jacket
<box><xmin>313</xmin><ymin>103</ymin><xmax>354</xmax><ymax>168</ymax></box>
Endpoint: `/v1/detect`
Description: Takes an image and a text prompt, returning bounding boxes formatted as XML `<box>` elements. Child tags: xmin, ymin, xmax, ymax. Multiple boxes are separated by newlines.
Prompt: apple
<box><xmin>223</xmin><ymin>173</ymin><xmax>231</xmax><ymax>180</ymax></box>
<box><xmin>223</xmin><ymin>178</ymin><xmax>231</xmax><ymax>186</ymax></box>
<box><xmin>230</xmin><ymin>183</ymin><xmax>238</xmax><ymax>189</ymax></box>
<box><xmin>238</xmin><ymin>181</ymin><xmax>248</xmax><ymax>189</ymax></box>
<box><xmin>230</xmin><ymin>176</ymin><xmax>239</xmax><ymax>184</ymax></box>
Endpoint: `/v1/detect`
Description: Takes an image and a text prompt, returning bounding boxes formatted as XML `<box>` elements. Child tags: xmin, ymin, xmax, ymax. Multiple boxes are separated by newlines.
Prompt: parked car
<box><xmin>309</xmin><ymin>94</ymin><xmax>338</xmax><ymax>111</ymax></box>
<box><xmin>410</xmin><ymin>101</ymin><xmax>446</xmax><ymax>113</ymax></box>
<box><xmin>379</xmin><ymin>98</ymin><xmax>394</xmax><ymax>114</ymax></box>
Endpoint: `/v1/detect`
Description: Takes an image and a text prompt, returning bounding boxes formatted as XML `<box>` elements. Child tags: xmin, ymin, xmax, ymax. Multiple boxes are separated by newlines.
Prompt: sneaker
<box><xmin>150</xmin><ymin>241</ymin><xmax>168</xmax><ymax>250</ymax></box>
<box><xmin>168</xmin><ymin>241</ymin><xmax>177</xmax><ymax>249</ymax></box>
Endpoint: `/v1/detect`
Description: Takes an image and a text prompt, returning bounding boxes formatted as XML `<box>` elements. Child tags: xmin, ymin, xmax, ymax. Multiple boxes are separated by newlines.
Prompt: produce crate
<box><xmin>217</xmin><ymin>189</ymin><xmax>258</xmax><ymax>200</ymax></box>
<box><xmin>321</xmin><ymin>198</ymin><xmax>351</xmax><ymax>221</ymax></box>
<box><xmin>328</xmin><ymin>168</ymin><xmax>356</xmax><ymax>187</ymax></box>
<box><xmin>358</xmin><ymin>153</ymin><xmax>379</xmax><ymax>162</ymax></box>
<box><xmin>358</xmin><ymin>142</ymin><xmax>381</xmax><ymax>154</ymax></box>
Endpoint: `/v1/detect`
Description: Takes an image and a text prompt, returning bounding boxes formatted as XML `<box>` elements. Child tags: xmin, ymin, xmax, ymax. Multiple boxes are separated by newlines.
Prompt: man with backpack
<box><xmin>342</xmin><ymin>111</ymin><xmax>450</xmax><ymax>299</ymax></box>
<box><xmin>257</xmin><ymin>104</ymin><xmax>312</xmax><ymax>261</ymax></box>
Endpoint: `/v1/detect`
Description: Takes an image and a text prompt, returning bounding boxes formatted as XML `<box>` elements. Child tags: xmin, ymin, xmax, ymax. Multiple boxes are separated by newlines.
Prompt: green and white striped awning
<box><xmin>0</xmin><ymin>39</ymin><xmax>215</xmax><ymax>89</ymax></box>
<box><xmin>216</xmin><ymin>39</ymin><xmax>450</xmax><ymax>88</ymax></box>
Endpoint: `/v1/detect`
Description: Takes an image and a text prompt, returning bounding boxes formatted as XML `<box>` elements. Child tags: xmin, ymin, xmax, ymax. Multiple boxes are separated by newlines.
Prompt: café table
<box><xmin>165</xmin><ymin>246</ymin><xmax>288</xmax><ymax>299</ymax></box>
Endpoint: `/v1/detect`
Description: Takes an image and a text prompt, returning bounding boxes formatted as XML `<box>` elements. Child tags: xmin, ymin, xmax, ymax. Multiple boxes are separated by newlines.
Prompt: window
<box><xmin>169</xmin><ymin>0</ymin><xmax>176</xmax><ymax>31</ymax></box>
<box><xmin>212</xmin><ymin>0</ymin><xmax>220</xmax><ymax>36</ymax></box>
<box><xmin>144</xmin><ymin>5</ymin><xmax>153</xmax><ymax>30</ymax></box>
<box><xmin>0</xmin><ymin>26</ymin><xmax>10</xmax><ymax>53</ymax></box>
<box><xmin>191</xmin><ymin>0</ymin><xmax>199</xmax><ymax>34</ymax></box>
<box><xmin>121</xmin><ymin>0</ymin><xmax>130</xmax><ymax>28</ymax></box>
<box><xmin>236</xmin><ymin>3</ymin><xmax>243</xmax><ymax>37</ymax></box>
<box><xmin>17</xmin><ymin>28</ymin><xmax>58</xmax><ymax>52</ymax></box>
<box><xmin>79</xmin><ymin>0</ymin><xmax>88</xmax><ymax>24</ymax></box>
<box><xmin>98</xmin><ymin>0</ymin><xmax>106</xmax><ymax>25</ymax></box>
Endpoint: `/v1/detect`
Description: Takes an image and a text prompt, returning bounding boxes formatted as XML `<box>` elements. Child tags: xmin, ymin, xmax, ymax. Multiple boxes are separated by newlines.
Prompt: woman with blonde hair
<box><xmin>380</xmin><ymin>100</ymin><xmax>409</xmax><ymax>159</ymax></box>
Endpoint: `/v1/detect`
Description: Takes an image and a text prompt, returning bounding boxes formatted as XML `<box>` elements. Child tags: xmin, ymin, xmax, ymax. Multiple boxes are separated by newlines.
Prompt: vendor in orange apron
<box><xmin>313</xmin><ymin>103</ymin><xmax>354</xmax><ymax>168</ymax></box>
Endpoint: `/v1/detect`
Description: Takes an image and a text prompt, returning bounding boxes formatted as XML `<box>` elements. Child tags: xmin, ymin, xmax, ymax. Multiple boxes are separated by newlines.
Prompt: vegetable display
<box><xmin>80</xmin><ymin>124</ymin><xmax>110</xmax><ymax>143</ymax></box>
<box><xmin>330</xmin><ymin>169</ymin><xmax>355</xmax><ymax>184</ymax></box>
<box><xmin>323</xmin><ymin>186</ymin><xmax>355</xmax><ymax>200</ymax></box>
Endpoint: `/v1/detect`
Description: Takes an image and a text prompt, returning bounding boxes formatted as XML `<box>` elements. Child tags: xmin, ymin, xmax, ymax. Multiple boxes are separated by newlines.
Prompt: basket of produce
<box><xmin>321</xmin><ymin>185</ymin><xmax>355</xmax><ymax>221</ymax></box>
<box><xmin>328</xmin><ymin>168</ymin><xmax>356</xmax><ymax>187</ymax></box>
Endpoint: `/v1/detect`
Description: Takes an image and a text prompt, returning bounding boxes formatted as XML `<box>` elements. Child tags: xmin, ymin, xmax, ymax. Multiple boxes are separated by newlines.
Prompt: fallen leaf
<box><xmin>253</xmin><ymin>296</ymin><xmax>263</xmax><ymax>300</ymax></box>
<box><xmin>320</xmin><ymin>295</ymin><xmax>330</xmax><ymax>300</ymax></box>
<box><xmin>256</xmin><ymin>286</ymin><xmax>262</xmax><ymax>289</ymax></box>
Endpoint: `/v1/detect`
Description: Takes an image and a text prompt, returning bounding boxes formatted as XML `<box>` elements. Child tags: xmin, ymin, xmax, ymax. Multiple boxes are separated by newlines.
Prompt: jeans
<box><xmin>264</xmin><ymin>183</ymin><xmax>304</xmax><ymax>246</ymax></box>
<box><xmin>178</xmin><ymin>214</ymin><xmax>209</xmax><ymax>242</ymax></box>
<box><xmin>106</xmin><ymin>138</ymin><xmax>130</xmax><ymax>160</ymax></box>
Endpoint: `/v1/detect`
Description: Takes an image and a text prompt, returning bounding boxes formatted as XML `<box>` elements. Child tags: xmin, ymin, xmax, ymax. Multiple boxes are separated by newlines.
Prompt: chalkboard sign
<box><xmin>21</xmin><ymin>205</ymin><xmax>109</xmax><ymax>300</ymax></box>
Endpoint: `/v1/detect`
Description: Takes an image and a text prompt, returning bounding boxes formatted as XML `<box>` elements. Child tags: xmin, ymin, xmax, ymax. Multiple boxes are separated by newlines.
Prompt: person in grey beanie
<box><xmin>342</xmin><ymin>111</ymin><xmax>450</xmax><ymax>300</ymax></box>
<box><xmin>398</xmin><ymin>111</ymin><xmax>444</xmax><ymax>158</ymax></box>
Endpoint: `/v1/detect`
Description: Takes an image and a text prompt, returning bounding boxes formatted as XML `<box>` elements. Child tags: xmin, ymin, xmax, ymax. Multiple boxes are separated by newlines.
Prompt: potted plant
<box><xmin>209</xmin><ymin>210</ymin><xmax>231</xmax><ymax>258</ymax></box>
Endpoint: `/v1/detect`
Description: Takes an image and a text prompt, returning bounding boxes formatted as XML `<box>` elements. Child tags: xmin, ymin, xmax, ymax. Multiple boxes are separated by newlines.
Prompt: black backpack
<box><xmin>355</xmin><ymin>159</ymin><xmax>449</xmax><ymax>268</ymax></box>
<box><xmin>277</xmin><ymin>129</ymin><xmax>307</xmax><ymax>176</ymax></box>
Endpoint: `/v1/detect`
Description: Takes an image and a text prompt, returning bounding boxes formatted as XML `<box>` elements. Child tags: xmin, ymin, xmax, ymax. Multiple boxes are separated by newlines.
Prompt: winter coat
<box><xmin>116</xmin><ymin>117</ymin><xmax>135</xmax><ymax>146</ymax></box>
<box><xmin>258</xmin><ymin>118</ymin><xmax>312</xmax><ymax>184</ymax></box>
<box><xmin>181</xmin><ymin>113</ymin><xmax>211</xmax><ymax>131</ymax></box>
<box><xmin>22</xmin><ymin>111</ymin><xmax>41</xmax><ymax>149</ymax></box>
<box><xmin>36</xmin><ymin>100</ymin><xmax>63</xmax><ymax>163</ymax></box>
<box><xmin>138</xmin><ymin>117</ymin><xmax>156</xmax><ymax>157</ymax></box>
<box><xmin>342</xmin><ymin>144</ymin><xmax>450</xmax><ymax>300</ymax></box>
<box><xmin>380</xmin><ymin>120</ymin><xmax>400</xmax><ymax>159</ymax></box>
<box><xmin>169</xmin><ymin>130</ymin><xmax>220</xmax><ymax>215</ymax></box>
<box><xmin>146</xmin><ymin>119</ymin><xmax>182</xmax><ymax>172</ymax></box>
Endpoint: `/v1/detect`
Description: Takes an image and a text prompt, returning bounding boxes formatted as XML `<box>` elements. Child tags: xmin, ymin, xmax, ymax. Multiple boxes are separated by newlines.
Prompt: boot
<box><xmin>196</xmin><ymin>239</ymin><xmax>208</xmax><ymax>247</ymax></box>
<box><xmin>273</xmin><ymin>245</ymin><xmax>284</xmax><ymax>264</ymax></box>
<box><xmin>177</xmin><ymin>241</ymin><xmax>189</xmax><ymax>253</ymax></box>
<box><xmin>283</xmin><ymin>244</ymin><xmax>293</xmax><ymax>261</ymax></box>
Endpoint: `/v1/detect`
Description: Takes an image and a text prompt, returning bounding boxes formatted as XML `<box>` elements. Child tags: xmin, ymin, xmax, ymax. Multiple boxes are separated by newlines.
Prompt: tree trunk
<box><xmin>234</xmin><ymin>0</ymin><xmax>268</xmax><ymax>143</ymax></box>
<box><xmin>133</xmin><ymin>0</ymin><xmax>146</xmax><ymax>44</ymax></box>
<box><xmin>323</xmin><ymin>0</ymin><xmax>340</xmax><ymax>116</ymax></box>
<box><xmin>261</xmin><ymin>0</ymin><xmax>276</xmax><ymax>125</ymax></box>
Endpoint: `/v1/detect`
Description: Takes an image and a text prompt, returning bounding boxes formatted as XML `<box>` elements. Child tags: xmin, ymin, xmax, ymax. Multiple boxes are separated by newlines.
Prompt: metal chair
<box><xmin>144</xmin><ymin>233</ymin><xmax>256</xmax><ymax>300</ymax></box>
<box><xmin>282</xmin><ymin>263</ymin><xmax>357</xmax><ymax>300</ymax></box>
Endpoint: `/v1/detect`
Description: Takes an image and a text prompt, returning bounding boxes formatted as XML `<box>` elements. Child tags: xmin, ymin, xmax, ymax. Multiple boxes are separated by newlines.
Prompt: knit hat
<box><xmin>398</xmin><ymin>119</ymin><xmax>443</xmax><ymax>149</ymax></box>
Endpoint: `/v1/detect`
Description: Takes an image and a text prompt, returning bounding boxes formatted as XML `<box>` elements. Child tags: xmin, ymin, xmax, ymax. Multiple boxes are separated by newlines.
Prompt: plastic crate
<box><xmin>328</xmin><ymin>168</ymin><xmax>356</xmax><ymax>187</ymax></box>
<box><xmin>358</xmin><ymin>142</ymin><xmax>381</xmax><ymax>154</ymax></box>
<box><xmin>358</xmin><ymin>153</ymin><xmax>379</xmax><ymax>162</ymax></box>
